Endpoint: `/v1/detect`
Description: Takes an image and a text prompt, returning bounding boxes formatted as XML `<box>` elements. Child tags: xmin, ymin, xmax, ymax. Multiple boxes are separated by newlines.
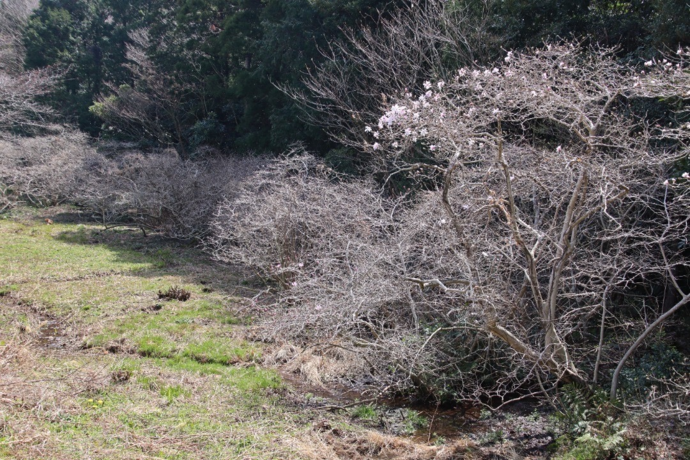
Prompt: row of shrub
<box><xmin>0</xmin><ymin>133</ymin><xmax>264</xmax><ymax>239</ymax></box>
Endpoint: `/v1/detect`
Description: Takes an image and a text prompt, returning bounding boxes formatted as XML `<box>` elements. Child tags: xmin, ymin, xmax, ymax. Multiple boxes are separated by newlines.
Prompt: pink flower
<box><xmin>372</xmin><ymin>142</ymin><xmax>380</xmax><ymax>150</ymax></box>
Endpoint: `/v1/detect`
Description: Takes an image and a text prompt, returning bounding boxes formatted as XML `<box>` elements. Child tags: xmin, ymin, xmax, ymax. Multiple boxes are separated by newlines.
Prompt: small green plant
<box><xmin>160</xmin><ymin>384</ymin><xmax>188</xmax><ymax>403</ymax></box>
<box><xmin>433</xmin><ymin>436</ymin><xmax>446</xmax><ymax>446</ymax></box>
<box><xmin>557</xmin><ymin>428</ymin><xmax>627</xmax><ymax>460</ymax></box>
<box><xmin>222</xmin><ymin>367</ymin><xmax>282</xmax><ymax>391</ymax></box>
<box><xmin>351</xmin><ymin>404</ymin><xmax>378</xmax><ymax>421</ymax></box>
<box><xmin>401</xmin><ymin>408</ymin><xmax>427</xmax><ymax>434</ymax></box>
<box><xmin>136</xmin><ymin>335</ymin><xmax>176</xmax><ymax>357</ymax></box>
<box><xmin>480</xmin><ymin>429</ymin><xmax>505</xmax><ymax>445</ymax></box>
<box><xmin>0</xmin><ymin>284</ymin><xmax>17</xmax><ymax>297</ymax></box>
<box><xmin>136</xmin><ymin>375</ymin><xmax>160</xmax><ymax>391</ymax></box>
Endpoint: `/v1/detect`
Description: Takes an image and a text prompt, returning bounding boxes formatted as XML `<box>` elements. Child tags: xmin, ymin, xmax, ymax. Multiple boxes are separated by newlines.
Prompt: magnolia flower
<box><xmin>683</xmin><ymin>172</ymin><xmax>689</xmax><ymax>179</ymax></box>
<box><xmin>365</xmin><ymin>126</ymin><xmax>372</xmax><ymax>133</ymax></box>
<box><xmin>458</xmin><ymin>68</ymin><xmax>467</xmax><ymax>77</ymax></box>
<box><xmin>423</xmin><ymin>81</ymin><xmax>432</xmax><ymax>90</ymax></box>
<box><xmin>392</xmin><ymin>142</ymin><xmax>399</xmax><ymax>148</ymax></box>
<box><xmin>430</xmin><ymin>145</ymin><xmax>436</xmax><ymax>151</ymax></box>
<box><xmin>504</xmin><ymin>51</ymin><xmax>513</xmax><ymax>62</ymax></box>
<box><xmin>372</xmin><ymin>142</ymin><xmax>380</xmax><ymax>150</ymax></box>
<box><xmin>556</xmin><ymin>145</ymin><xmax>562</xmax><ymax>153</ymax></box>
<box><xmin>437</xmin><ymin>81</ymin><xmax>445</xmax><ymax>89</ymax></box>
<box><xmin>645</xmin><ymin>60</ymin><xmax>654</xmax><ymax>67</ymax></box>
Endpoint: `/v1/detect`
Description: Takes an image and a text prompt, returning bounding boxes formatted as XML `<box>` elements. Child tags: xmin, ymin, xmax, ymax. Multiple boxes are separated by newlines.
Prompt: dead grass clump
<box><xmin>158</xmin><ymin>285</ymin><xmax>191</xmax><ymax>302</ymax></box>
<box><xmin>268</xmin><ymin>343</ymin><xmax>372</xmax><ymax>388</ymax></box>
<box><xmin>289</xmin><ymin>427</ymin><xmax>477</xmax><ymax>460</ymax></box>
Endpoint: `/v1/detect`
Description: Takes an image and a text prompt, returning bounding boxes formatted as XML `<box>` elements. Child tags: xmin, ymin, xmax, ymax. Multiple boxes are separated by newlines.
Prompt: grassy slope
<box><xmin>0</xmin><ymin>208</ymin><xmax>328</xmax><ymax>459</ymax></box>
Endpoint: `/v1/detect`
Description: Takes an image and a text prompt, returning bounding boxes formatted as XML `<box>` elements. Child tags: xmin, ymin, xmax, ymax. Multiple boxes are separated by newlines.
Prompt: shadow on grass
<box><xmin>50</xmin><ymin>214</ymin><xmax>259</xmax><ymax>299</ymax></box>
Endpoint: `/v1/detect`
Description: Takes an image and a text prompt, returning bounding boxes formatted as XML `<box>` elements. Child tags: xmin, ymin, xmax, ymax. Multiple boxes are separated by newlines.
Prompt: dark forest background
<box><xmin>18</xmin><ymin>0</ymin><xmax>690</xmax><ymax>159</ymax></box>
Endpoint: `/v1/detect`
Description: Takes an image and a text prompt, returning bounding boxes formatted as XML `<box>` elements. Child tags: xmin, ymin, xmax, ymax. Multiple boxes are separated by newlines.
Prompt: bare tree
<box><xmin>0</xmin><ymin>67</ymin><xmax>60</xmax><ymax>135</ymax></box>
<box><xmin>0</xmin><ymin>0</ymin><xmax>58</xmax><ymax>136</ymax></box>
<box><xmin>92</xmin><ymin>29</ymin><xmax>202</xmax><ymax>157</ymax></box>
<box><xmin>284</xmin><ymin>0</ymin><xmax>500</xmax><ymax>155</ymax></box>
<box><xmin>0</xmin><ymin>0</ymin><xmax>38</xmax><ymax>73</ymax></box>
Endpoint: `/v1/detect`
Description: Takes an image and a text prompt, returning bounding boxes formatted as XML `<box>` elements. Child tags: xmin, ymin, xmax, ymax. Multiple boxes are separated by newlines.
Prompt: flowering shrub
<box><xmin>362</xmin><ymin>44</ymin><xmax>690</xmax><ymax>399</ymax></box>
<box><xmin>219</xmin><ymin>44</ymin><xmax>690</xmax><ymax>404</ymax></box>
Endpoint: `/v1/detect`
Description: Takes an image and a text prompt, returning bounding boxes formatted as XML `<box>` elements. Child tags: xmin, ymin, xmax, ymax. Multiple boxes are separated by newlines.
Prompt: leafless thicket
<box><xmin>0</xmin><ymin>0</ymin><xmax>59</xmax><ymax>136</ymax></box>
<box><xmin>218</xmin><ymin>43</ymin><xmax>690</xmax><ymax>407</ymax></box>
<box><xmin>284</xmin><ymin>0</ymin><xmax>499</xmax><ymax>153</ymax></box>
<box><xmin>0</xmin><ymin>0</ymin><xmax>38</xmax><ymax>73</ymax></box>
<box><xmin>76</xmin><ymin>149</ymin><xmax>264</xmax><ymax>239</ymax></box>
<box><xmin>0</xmin><ymin>132</ymin><xmax>100</xmax><ymax>211</ymax></box>
<box><xmin>0</xmin><ymin>131</ymin><xmax>263</xmax><ymax>239</ymax></box>
<box><xmin>208</xmin><ymin>153</ymin><xmax>415</xmax><ymax>386</ymax></box>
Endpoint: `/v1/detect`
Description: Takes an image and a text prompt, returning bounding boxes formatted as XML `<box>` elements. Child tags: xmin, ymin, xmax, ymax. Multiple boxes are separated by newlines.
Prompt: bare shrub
<box><xmin>0</xmin><ymin>132</ymin><xmax>99</xmax><ymax>208</ymax></box>
<box><xmin>158</xmin><ymin>286</ymin><xmax>191</xmax><ymax>302</ymax></box>
<box><xmin>220</xmin><ymin>44</ymin><xmax>690</xmax><ymax>404</ymax></box>
<box><xmin>0</xmin><ymin>130</ymin><xmax>262</xmax><ymax>241</ymax></box>
<box><xmin>208</xmin><ymin>153</ymin><xmax>422</xmax><ymax>385</ymax></box>
<box><xmin>75</xmin><ymin>149</ymin><xmax>264</xmax><ymax>239</ymax></box>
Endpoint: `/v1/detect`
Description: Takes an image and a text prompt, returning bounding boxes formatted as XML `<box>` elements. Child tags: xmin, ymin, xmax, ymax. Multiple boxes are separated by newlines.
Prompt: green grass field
<box><xmin>0</xmin><ymin>208</ymin><xmax>326</xmax><ymax>459</ymax></box>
